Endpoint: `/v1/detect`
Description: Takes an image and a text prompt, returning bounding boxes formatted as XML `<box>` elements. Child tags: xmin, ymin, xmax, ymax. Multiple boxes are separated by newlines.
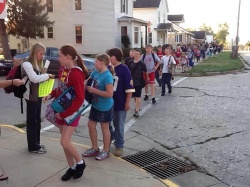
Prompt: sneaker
<box><xmin>39</xmin><ymin>144</ymin><xmax>45</xmax><ymax>149</ymax></box>
<box><xmin>114</xmin><ymin>148</ymin><xmax>123</xmax><ymax>157</ymax></box>
<box><xmin>168</xmin><ymin>89</ymin><xmax>172</xmax><ymax>94</ymax></box>
<box><xmin>133</xmin><ymin>111</ymin><xmax>139</xmax><ymax>118</ymax></box>
<box><xmin>144</xmin><ymin>95</ymin><xmax>149</xmax><ymax>101</ymax></box>
<box><xmin>30</xmin><ymin>147</ymin><xmax>47</xmax><ymax>154</ymax></box>
<box><xmin>95</xmin><ymin>150</ymin><xmax>109</xmax><ymax>161</ymax></box>
<box><xmin>61</xmin><ymin>168</ymin><xmax>75</xmax><ymax>181</ymax></box>
<box><xmin>161</xmin><ymin>93</ymin><xmax>165</xmax><ymax>96</ymax></box>
<box><xmin>73</xmin><ymin>161</ymin><xmax>86</xmax><ymax>179</ymax></box>
<box><xmin>152</xmin><ymin>97</ymin><xmax>156</xmax><ymax>104</ymax></box>
<box><xmin>82</xmin><ymin>148</ymin><xmax>100</xmax><ymax>157</ymax></box>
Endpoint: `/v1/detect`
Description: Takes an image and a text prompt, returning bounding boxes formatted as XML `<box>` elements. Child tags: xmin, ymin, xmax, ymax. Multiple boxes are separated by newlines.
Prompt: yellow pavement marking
<box><xmin>0</xmin><ymin>124</ymin><xmax>25</xmax><ymax>133</ymax></box>
<box><xmin>161</xmin><ymin>179</ymin><xmax>180</xmax><ymax>187</ymax></box>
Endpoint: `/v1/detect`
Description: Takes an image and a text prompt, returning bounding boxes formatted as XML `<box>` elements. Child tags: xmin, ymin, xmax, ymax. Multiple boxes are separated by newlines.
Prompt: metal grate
<box><xmin>122</xmin><ymin>149</ymin><xmax>195</xmax><ymax>179</ymax></box>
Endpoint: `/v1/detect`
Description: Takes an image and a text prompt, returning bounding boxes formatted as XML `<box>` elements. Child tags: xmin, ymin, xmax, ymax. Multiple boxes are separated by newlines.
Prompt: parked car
<box><xmin>0</xmin><ymin>59</ymin><xmax>12</xmax><ymax>76</ymax></box>
<box><xmin>12</xmin><ymin>47</ymin><xmax>95</xmax><ymax>76</ymax></box>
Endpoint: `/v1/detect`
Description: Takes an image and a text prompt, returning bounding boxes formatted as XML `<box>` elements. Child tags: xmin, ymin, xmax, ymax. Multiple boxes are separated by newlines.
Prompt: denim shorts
<box><xmin>89</xmin><ymin>106</ymin><xmax>113</xmax><ymax>123</ymax></box>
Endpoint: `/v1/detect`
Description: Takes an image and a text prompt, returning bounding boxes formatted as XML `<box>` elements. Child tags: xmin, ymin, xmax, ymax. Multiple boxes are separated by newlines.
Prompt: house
<box><xmin>133</xmin><ymin>0</ymin><xmax>172</xmax><ymax>47</ymax></box>
<box><xmin>190</xmin><ymin>31</ymin><xmax>207</xmax><ymax>45</ymax></box>
<box><xmin>167</xmin><ymin>14</ymin><xmax>194</xmax><ymax>47</ymax></box>
<box><xmin>8</xmin><ymin>0</ymin><xmax>147</xmax><ymax>55</ymax></box>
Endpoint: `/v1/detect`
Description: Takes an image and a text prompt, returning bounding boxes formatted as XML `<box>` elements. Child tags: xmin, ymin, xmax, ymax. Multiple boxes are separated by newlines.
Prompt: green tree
<box><xmin>214</xmin><ymin>23</ymin><xmax>229</xmax><ymax>46</ymax></box>
<box><xmin>199</xmin><ymin>23</ymin><xmax>214</xmax><ymax>35</ymax></box>
<box><xmin>121</xmin><ymin>35</ymin><xmax>131</xmax><ymax>48</ymax></box>
<box><xmin>0</xmin><ymin>0</ymin><xmax>53</xmax><ymax>59</ymax></box>
<box><xmin>246</xmin><ymin>41</ymin><xmax>250</xmax><ymax>47</ymax></box>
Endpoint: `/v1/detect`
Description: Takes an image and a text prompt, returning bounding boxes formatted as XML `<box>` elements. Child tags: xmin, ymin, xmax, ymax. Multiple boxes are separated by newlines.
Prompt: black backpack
<box><xmin>4</xmin><ymin>64</ymin><xmax>28</xmax><ymax>114</ymax></box>
<box><xmin>85</xmin><ymin>78</ymin><xmax>94</xmax><ymax>104</ymax></box>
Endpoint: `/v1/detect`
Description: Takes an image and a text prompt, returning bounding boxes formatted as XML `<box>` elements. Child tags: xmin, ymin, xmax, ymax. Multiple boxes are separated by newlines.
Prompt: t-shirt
<box><xmin>140</xmin><ymin>53</ymin><xmax>160</xmax><ymax>73</ymax></box>
<box><xmin>128</xmin><ymin>60</ymin><xmax>147</xmax><ymax>87</ymax></box>
<box><xmin>113</xmin><ymin>64</ymin><xmax>134</xmax><ymax>111</ymax></box>
<box><xmin>161</xmin><ymin>55</ymin><xmax>176</xmax><ymax>73</ymax></box>
<box><xmin>90</xmin><ymin>70</ymin><xmax>114</xmax><ymax>111</ymax></box>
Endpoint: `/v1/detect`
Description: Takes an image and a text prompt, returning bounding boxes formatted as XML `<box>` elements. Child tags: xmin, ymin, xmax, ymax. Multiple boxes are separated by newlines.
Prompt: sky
<box><xmin>168</xmin><ymin>0</ymin><xmax>250</xmax><ymax>44</ymax></box>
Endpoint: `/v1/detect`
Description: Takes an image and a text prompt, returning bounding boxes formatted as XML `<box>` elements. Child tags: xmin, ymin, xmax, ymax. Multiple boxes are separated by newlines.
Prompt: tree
<box><xmin>214</xmin><ymin>23</ymin><xmax>229</xmax><ymax>46</ymax></box>
<box><xmin>121</xmin><ymin>35</ymin><xmax>131</xmax><ymax>48</ymax></box>
<box><xmin>199</xmin><ymin>23</ymin><xmax>214</xmax><ymax>35</ymax></box>
<box><xmin>246</xmin><ymin>41</ymin><xmax>250</xmax><ymax>47</ymax></box>
<box><xmin>0</xmin><ymin>0</ymin><xmax>53</xmax><ymax>60</ymax></box>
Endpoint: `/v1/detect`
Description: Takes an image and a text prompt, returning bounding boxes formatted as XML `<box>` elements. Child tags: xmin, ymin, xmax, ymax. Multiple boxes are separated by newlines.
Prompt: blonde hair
<box><xmin>95</xmin><ymin>53</ymin><xmax>110</xmax><ymax>66</ymax></box>
<box><xmin>28</xmin><ymin>43</ymin><xmax>46</xmax><ymax>71</ymax></box>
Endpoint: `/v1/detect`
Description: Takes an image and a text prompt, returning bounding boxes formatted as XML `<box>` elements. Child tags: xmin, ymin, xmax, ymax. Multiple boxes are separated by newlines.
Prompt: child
<box><xmin>161</xmin><ymin>47</ymin><xmax>176</xmax><ymax>96</ymax></box>
<box><xmin>128</xmin><ymin>48</ymin><xmax>148</xmax><ymax>118</ymax></box>
<box><xmin>107</xmin><ymin>48</ymin><xmax>134</xmax><ymax>157</ymax></box>
<box><xmin>21</xmin><ymin>43</ymin><xmax>54</xmax><ymax>154</ymax></box>
<box><xmin>82</xmin><ymin>54</ymin><xmax>114</xmax><ymax>161</ymax></box>
<box><xmin>180</xmin><ymin>52</ymin><xmax>188</xmax><ymax>72</ymax></box>
<box><xmin>141</xmin><ymin>44</ymin><xmax>161</xmax><ymax>104</ymax></box>
<box><xmin>43</xmin><ymin>45</ymin><xmax>88</xmax><ymax>181</ymax></box>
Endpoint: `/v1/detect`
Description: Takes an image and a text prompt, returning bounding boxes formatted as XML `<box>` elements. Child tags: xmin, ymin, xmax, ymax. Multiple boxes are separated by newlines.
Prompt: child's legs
<box><xmin>113</xmin><ymin>111</ymin><xmax>127</xmax><ymax>148</ymax></box>
<box><xmin>60</xmin><ymin>125</ymin><xmax>81</xmax><ymax>166</ymax></box>
<box><xmin>133</xmin><ymin>86</ymin><xmax>142</xmax><ymax>111</ymax></box>
<box><xmin>161</xmin><ymin>73</ymin><xmax>167</xmax><ymax>94</ymax></box>
<box><xmin>88</xmin><ymin>120</ymin><xmax>98</xmax><ymax>149</ymax></box>
<box><xmin>144</xmin><ymin>84</ymin><xmax>148</xmax><ymax>95</ymax></box>
<box><xmin>100</xmin><ymin>122</ymin><xmax>110</xmax><ymax>152</ymax></box>
<box><xmin>148</xmin><ymin>72</ymin><xmax>155</xmax><ymax>97</ymax></box>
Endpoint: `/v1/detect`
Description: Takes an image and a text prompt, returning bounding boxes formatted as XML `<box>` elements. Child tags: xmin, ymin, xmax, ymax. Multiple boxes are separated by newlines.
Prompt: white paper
<box><xmin>44</xmin><ymin>60</ymin><xmax>50</xmax><ymax>68</ymax></box>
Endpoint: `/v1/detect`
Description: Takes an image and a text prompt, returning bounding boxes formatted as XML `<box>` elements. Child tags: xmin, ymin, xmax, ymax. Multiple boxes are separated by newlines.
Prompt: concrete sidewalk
<box><xmin>0</xmin><ymin>125</ymin><xmax>169</xmax><ymax>187</ymax></box>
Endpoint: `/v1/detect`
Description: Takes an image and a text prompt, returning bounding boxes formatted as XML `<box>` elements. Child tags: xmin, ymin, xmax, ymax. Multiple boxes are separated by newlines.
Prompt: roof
<box><xmin>134</xmin><ymin>0</ymin><xmax>161</xmax><ymax>8</ymax></box>
<box><xmin>167</xmin><ymin>15</ymin><xmax>184</xmax><ymax>22</ymax></box>
<box><xmin>155</xmin><ymin>23</ymin><xmax>175</xmax><ymax>32</ymax></box>
<box><xmin>190</xmin><ymin>31</ymin><xmax>206</xmax><ymax>40</ymax></box>
<box><xmin>117</xmin><ymin>16</ymin><xmax>148</xmax><ymax>25</ymax></box>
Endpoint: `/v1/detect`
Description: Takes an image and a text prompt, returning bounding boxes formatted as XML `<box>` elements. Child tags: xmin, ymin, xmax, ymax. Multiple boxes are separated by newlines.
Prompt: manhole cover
<box><xmin>122</xmin><ymin>149</ymin><xmax>195</xmax><ymax>179</ymax></box>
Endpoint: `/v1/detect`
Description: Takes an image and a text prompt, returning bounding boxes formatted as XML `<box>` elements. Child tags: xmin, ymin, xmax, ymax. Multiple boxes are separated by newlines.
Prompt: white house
<box><xmin>133</xmin><ymin>0</ymin><xmax>173</xmax><ymax>47</ymax></box>
<box><xmin>8</xmin><ymin>0</ymin><xmax>147</xmax><ymax>55</ymax></box>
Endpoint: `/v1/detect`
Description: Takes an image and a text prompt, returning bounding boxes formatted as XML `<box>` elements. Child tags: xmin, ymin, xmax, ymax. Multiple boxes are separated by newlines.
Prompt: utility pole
<box><xmin>236</xmin><ymin>0</ymin><xmax>241</xmax><ymax>45</ymax></box>
<box><xmin>232</xmin><ymin>0</ymin><xmax>241</xmax><ymax>58</ymax></box>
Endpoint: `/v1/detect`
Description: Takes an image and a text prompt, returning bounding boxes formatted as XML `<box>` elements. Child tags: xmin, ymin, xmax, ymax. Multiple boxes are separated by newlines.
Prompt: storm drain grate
<box><xmin>122</xmin><ymin>149</ymin><xmax>195</xmax><ymax>179</ymax></box>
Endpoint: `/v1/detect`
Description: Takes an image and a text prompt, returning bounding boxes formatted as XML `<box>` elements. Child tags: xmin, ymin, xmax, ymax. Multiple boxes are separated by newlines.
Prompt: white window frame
<box><xmin>134</xmin><ymin>27</ymin><xmax>139</xmax><ymax>44</ymax></box>
<box><xmin>47</xmin><ymin>26</ymin><xmax>54</xmax><ymax>39</ymax></box>
<box><xmin>121</xmin><ymin>0</ymin><xmax>128</xmax><ymax>14</ymax></box>
<box><xmin>75</xmin><ymin>25</ymin><xmax>83</xmax><ymax>44</ymax></box>
<box><xmin>158</xmin><ymin>11</ymin><xmax>161</xmax><ymax>23</ymax></box>
<box><xmin>46</xmin><ymin>0</ymin><xmax>54</xmax><ymax>13</ymax></box>
<box><xmin>175</xmin><ymin>34</ymin><xmax>182</xmax><ymax>43</ymax></box>
<box><xmin>148</xmin><ymin>32</ymin><xmax>152</xmax><ymax>44</ymax></box>
<box><xmin>74</xmin><ymin>0</ymin><xmax>82</xmax><ymax>11</ymax></box>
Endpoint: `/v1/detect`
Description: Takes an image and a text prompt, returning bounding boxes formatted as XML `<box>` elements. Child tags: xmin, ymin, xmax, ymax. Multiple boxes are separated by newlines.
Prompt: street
<box><xmin>0</xmin><ymin>52</ymin><xmax>250</xmax><ymax>187</ymax></box>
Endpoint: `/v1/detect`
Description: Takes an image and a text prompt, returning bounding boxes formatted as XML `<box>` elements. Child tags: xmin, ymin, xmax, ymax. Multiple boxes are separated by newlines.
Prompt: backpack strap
<box><xmin>142</xmin><ymin>54</ymin><xmax>146</xmax><ymax>62</ymax></box>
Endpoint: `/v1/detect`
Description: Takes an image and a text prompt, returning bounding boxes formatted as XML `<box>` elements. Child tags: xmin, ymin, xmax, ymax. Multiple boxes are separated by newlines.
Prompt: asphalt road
<box><xmin>0</xmin><ymin>52</ymin><xmax>250</xmax><ymax>187</ymax></box>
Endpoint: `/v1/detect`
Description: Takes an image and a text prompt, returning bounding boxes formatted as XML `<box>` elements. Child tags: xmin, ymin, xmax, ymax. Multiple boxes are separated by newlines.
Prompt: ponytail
<box><xmin>76</xmin><ymin>54</ymin><xmax>88</xmax><ymax>75</ymax></box>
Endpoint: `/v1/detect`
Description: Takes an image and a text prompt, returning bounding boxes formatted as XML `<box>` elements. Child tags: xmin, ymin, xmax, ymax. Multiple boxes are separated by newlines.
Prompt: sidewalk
<box><xmin>0</xmin><ymin>125</ymin><xmax>168</xmax><ymax>187</ymax></box>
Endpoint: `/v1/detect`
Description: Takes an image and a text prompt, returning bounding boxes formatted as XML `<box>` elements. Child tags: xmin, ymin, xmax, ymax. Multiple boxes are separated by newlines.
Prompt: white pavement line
<box><xmin>41</xmin><ymin>124</ymin><xmax>55</xmax><ymax>133</ymax></box>
<box><xmin>172</xmin><ymin>77</ymin><xmax>188</xmax><ymax>86</ymax></box>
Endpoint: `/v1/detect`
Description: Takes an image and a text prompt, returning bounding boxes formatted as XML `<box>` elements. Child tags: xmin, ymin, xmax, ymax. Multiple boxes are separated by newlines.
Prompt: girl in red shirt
<box><xmin>175</xmin><ymin>46</ymin><xmax>182</xmax><ymax>69</ymax></box>
<box><xmin>44</xmin><ymin>45</ymin><xmax>88</xmax><ymax>181</ymax></box>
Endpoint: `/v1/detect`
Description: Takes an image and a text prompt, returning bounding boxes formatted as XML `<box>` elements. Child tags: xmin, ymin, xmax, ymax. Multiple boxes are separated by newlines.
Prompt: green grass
<box><xmin>14</xmin><ymin>123</ymin><xmax>26</xmax><ymax>128</ymax></box>
<box><xmin>189</xmin><ymin>51</ymin><xmax>244</xmax><ymax>74</ymax></box>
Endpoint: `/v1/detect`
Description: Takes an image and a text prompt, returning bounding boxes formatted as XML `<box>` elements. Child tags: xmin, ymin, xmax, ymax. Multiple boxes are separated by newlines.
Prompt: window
<box><xmin>121</xmin><ymin>0</ymin><xmax>128</xmax><ymax>14</ymax></box>
<box><xmin>121</xmin><ymin>26</ymin><xmax>127</xmax><ymax>36</ymax></box>
<box><xmin>134</xmin><ymin>27</ymin><xmax>139</xmax><ymax>44</ymax></box>
<box><xmin>47</xmin><ymin>27</ymin><xmax>53</xmax><ymax>38</ymax></box>
<box><xmin>75</xmin><ymin>0</ymin><xmax>82</xmax><ymax>10</ymax></box>
<box><xmin>75</xmin><ymin>26</ymin><xmax>83</xmax><ymax>44</ymax></box>
<box><xmin>175</xmin><ymin>34</ymin><xmax>183</xmax><ymax>43</ymax></box>
<box><xmin>158</xmin><ymin>11</ymin><xmax>160</xmax><ymax>23</ymax></box>
<box><xmin>148</xmin><ymin>33</ymin><xmax>152</xmax><ymax>44</ymax></box>
<box><xmin>46</xmin><ymin>0</ymin><xmax>53</xmax><ymax>12</ymax></box>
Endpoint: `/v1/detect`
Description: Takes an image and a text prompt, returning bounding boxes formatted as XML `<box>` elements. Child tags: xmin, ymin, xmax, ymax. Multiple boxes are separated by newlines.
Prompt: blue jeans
<box><xmin>161</xmin><ymin>73</ymin><xmax>172</xmax><ymax>94</ymax></box>
<box><xmin>111</xmin><ymin>110</ymin><xmax>127</xmax><ymax>148</ymax></box>
<box><xmin>155</xmin><ymin>70</ymin><xmax>162</xmax><ymax>86</ymax></box>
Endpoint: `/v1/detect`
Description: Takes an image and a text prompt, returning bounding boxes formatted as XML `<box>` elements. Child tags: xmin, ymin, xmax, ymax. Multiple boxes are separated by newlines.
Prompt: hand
<box><xmin>55</xmin><ymin>113</ymin><xmax>63</xmax><ymax>120</ymax></box>
<box><xmin>124</xmin><ymin>103</ymin><xmax>130</xmax><ymax>111</ymax></box>
<box><xmin>48</xmin><ymin>74</ymin><xmax>55</xmax><ymax>79</ymax></box>
<box><xmin>86</xmin><ymin>86</ymin><xmax>95</xmax><ymax>94</ymax></box>
<box><xmin>13</xmin><ymin>79</ymin><xmax>25</xmax><ymax>86</ymax></box>
<box><xmin>43</xmin><ymin>95</ymin><xmax>52</xmax><ymax>103</ymax></box>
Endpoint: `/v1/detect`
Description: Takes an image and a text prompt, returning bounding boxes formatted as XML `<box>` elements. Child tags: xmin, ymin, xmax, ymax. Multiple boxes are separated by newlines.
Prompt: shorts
<box><xmin>132</xmin><ymin>85</ymin><xmax>142</xmax><ymax>98</ymax></box>
<box><xmin>89</xmin><ymin>106</ymin><xmax>113</xmax><ymax>123</ymax></box>
<box><xmin>144</xmin><ymin>72</ymin><xmax>155</xmax><ymax>84</ymax></box>
<box><xmin>56</xmin><ymin>115</ymin><xmax>81</xmax><ymax>127</ymax></box>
